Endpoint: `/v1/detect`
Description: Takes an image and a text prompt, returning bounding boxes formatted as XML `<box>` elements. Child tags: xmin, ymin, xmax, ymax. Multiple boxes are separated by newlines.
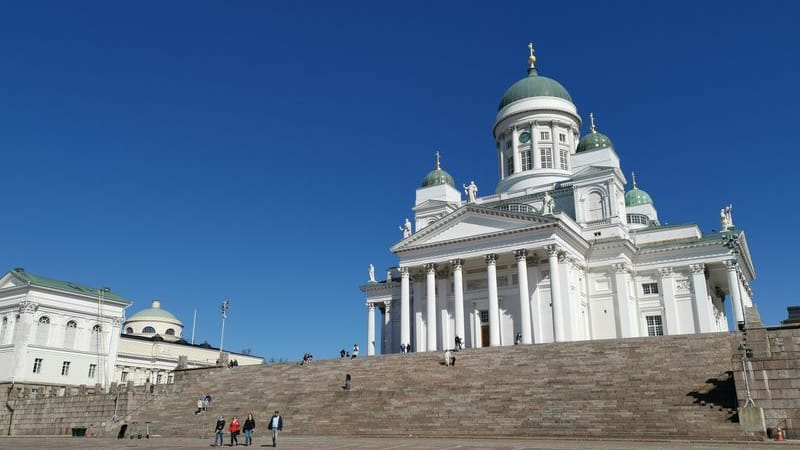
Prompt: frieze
<box><xmin>675</xmin><ymin>279</ymin><xmax>691</xmax><ymax>292</ymax></box>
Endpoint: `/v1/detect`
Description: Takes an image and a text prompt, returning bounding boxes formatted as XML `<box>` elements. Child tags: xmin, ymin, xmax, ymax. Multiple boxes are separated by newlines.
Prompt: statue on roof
<box><xmin>368</xmin><ymin>264</ymin><xmax>376</xmax><ymax>283</ymax></box>
<box><xmin>463</xmin><ymin>181</ymin><xmax>478</xmax><ymax>203</ymax></box>
<box><xmin>720</xmin><ymin>204</ymin><xmax>734</xmax><ymax>231</ymax></box>
<box><xmin>542</xmin><ymin>191</ymin><xmax>555</xmax><ymax>215</ymax></box>
<box><xmin>400</xmin><ymin>218</ymin><xmax>412</xmax><ymax>238</ymax></box>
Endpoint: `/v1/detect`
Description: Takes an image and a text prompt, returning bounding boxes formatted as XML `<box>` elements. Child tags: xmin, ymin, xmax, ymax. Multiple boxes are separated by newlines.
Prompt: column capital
<box><xmin>367</xmin><ymin>303</ymin><xmax>376</xmax><ymax>312</ymax></box>
<box><xmin>724</xmin><ymin>260</ymin><xmax>737</xmax><ymax>270</ymax></box>
<box><xmin>18</xmin><ymin>300</ymin><xmax>38</xmax><ymax>315</ymax></box>
<box><xmin>658</xmin><ymin>267</ymin><xmax>674</xmax><ymax>278</ymax></box>
<box><xmin>691</xmin><ymin>263</ymin><xmax>706</xmax><ymax>274</ymax></box>
<box><xmin>111</xmin><ymin>317</ymin><xmax>122</xmax><ymax>328</ymax></box>
<box><xmin>484</xmin><ymin>254</ymin><xmax>497</xmax><ymax>265</ymax></box>
<box><xmin>514</xmin><ymin>249</ymin><xmax>528</xmax><ymax>261</ymax></box>
<box><xmin>424</xmin><ymin>263</ymin><xmax>437</xmax><ymax>273</ymax></box>
<box><xmin>545</xmin><ymin>244</ymin><xmax>560</xmax><ymax>257</ymax></box>
<box><xmin>612</xmin><ymin>263</ymin><xmax>630</xmax><ymax>274</ymax></box>
<box><xmin>399</xmin><ymin>266</ymin><xmax>409</xmax><ymax>277</ymax></box>
<box><xmin>450</xmin><ymin>259</ymin><xmax>464</xmax><ymax>270</ymax></box>
<box><xmin>558</xmin><ymin>252</ymin><xmax>569</xmax><ymax>264</ymax></box>
<box><xmin>384</xmin><ymin>300</ymin><xmax>392</xmax><ymax>312</ymax></box>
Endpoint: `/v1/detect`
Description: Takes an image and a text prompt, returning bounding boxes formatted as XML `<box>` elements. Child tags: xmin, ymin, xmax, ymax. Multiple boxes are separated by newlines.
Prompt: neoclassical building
<box><xmin>361</xmin><ymin>44</ymin><xmax>756</xmax><ymax>355</ymax></box>
<box><xmin>0</xmin><ymin>268</ymin><xmax>262</xmax><ymax>391</ymax></box>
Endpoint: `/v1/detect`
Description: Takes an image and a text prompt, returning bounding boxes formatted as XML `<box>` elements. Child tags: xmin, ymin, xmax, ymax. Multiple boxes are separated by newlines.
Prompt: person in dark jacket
<box><xmin>267</xmin><ymin>411</ymin><xmax>283</xmax><ymax>447</ymax></box>
<box><xmin>243</xmin><ymin>413</ymin><xmax>256</xmax><ymax>446</ymax></box>
<box><xmin>213</xmin><ymin>416</ymin><xmax>225</xmax><ymax>447</ymax></box>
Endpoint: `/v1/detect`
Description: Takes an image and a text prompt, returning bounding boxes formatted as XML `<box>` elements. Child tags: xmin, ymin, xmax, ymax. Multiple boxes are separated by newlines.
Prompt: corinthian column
<box><xmin>425</xmin><ymin>263</ymin><xmax>438</xmax><ymax>352</ymax></box>
<box><xmin>690</xmin><ymin>263</ymin><xmax>714</xmax><ymax>333</ymax></box>
<box><xmin>725</xmin><ymin>260</ymin><xmax>744</xmax><ymax>326</ymax></box>
<box><xmin>400</xmin><ymin>267</ymin><xmax>410</xmax><ymax>349</ymax></box>
<box><xmin>383</xmin><ymin>300</ymin><xmax>392</xmax><ymax>353</ymax></box>
<box><xmin>451</xmin><ymin>259</ymin><xmax>465</xmax><ymax>349</ymax></box>
<box><xmin>546</xmin><ymin>245</ymin><xmax>564</xmax><ymax>342</ymax></box>
<box><xmin>12</xmin><ymin>299</ymin><xmax>38</xmax><ymax>382</ymax></box>
<box><xmin>367</xmin><ymin>303</ymin><xmax>376</xmax><ymax>356</ymax></box>
<box><xmin>515</xmin><ymin>249</ymin><xmax>532</xmax><ymax>344</ymax></box>
<box><xmin>486</xmin><ymin>254</ymin><xmax>500</xmax><ymax>346</ymax></box>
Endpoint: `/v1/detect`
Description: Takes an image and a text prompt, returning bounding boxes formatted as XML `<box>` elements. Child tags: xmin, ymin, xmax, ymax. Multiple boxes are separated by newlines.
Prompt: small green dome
<box><xmin>421</xmin><ymin>168</ymin><xmax>455</xmax><ymax>188</ymax></box>
<box><xmin>625</xmin><ymin>187</ymin><xmax>653</xmax><ymax>207</ymax></box>
<box><xmin>576</xmin><ymin>131</ymin><xmax>614</xmax><ymax>153</ymax></box>
<box><xmin>498</xmin><ymin>68</ymin><xmax>573</xmax><ymax>111</ymax></box>
<box><xmin>126</xmin><ymin>300</ymin><xmax>183</xmax><ymax>325</ymax></box>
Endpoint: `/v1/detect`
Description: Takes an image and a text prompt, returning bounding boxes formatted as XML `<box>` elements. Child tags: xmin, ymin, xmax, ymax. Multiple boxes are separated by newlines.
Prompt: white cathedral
<box><xmin>360</xmin><ymin>44</ymin><xmax>756</xmax><ymax>356</ymax></box>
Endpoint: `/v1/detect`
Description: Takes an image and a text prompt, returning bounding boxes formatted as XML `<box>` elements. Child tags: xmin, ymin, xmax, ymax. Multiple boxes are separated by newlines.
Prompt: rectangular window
<box><xmin>121</xmin><ymin>372</ymin><xmax>129</xmax><ymax>382</ymax></box>
<box><xmin>88</xmin><ymin>364</ymin><xmax>97</xmax><ymax>378</ymax></box>
<box><xmin>61</xmin><ymin>361</ymin><xmax>71</xmax><ymax>376</ymax></box>
<box><xmin>540</xmin><ymin>131</ymin><xmax>550</xmax><ymax>140</ymax></box>
<box><xmin>559</xmin><ymin>149</ymin><xmax>569</xmax><ymax>170</ymax></box>
<box><xmin>479</xmin><ymin>310</ymin><xmax>489</xmax><ymax>323</ymax></box>
<box><xmin>559</xmin><ymin>133</ymin><xmax>566</xmax><ymax>143</ymax></box>
<box><xmin>540</xmin><ymin>147</ymin><xmax>553</xmax><ymax>168</ymax></box>
<box><xmin>156</xmin><ymin>374</ymin><xmax>163</xmax><ymax>385</ymax></box>
<box><xmin>646</xmin><ymin>315</ymin><xmax>664</xmax><ymax>336</ymax></box>
<box><xmin>32</xmin><ymin>358</ymin><xmax>43</xmax><ymax>374</ymax></box>
<box><xmin>521</xmin><ymin>150</ymin><xmax>532</xmax><ymax>170</ymax></box>
<box><xmin>642</xmin><ymin>282</ymin><xmax>659</xmax><ymax>295</ymax></box>
<box><xmin>506</xmin><ymin>156</ymin><xmax>514</xmax><ymax>175</ymax></box>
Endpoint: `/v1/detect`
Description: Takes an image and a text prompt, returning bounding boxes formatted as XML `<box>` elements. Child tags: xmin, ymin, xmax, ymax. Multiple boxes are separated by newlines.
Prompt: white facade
<box><xmin>0</xmin><ymin>268</ymin><xmax>263</xmax><ymax>391</ymax></box>
<box><xmin>0</xmin><ymin>268</ymin><xmax>128</xmax><ymax>388</ymax></box>
<box><xmin>361</xmin><ymin>48</ymin><xmax>756</xmax><ymax>355</ymax></box>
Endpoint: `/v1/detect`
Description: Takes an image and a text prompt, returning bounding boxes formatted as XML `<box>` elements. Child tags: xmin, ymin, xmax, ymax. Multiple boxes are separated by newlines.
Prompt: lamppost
<box><xmin>738</xmin><ymin>343</ymin><xmax>756</xmax><ymax>407</ymax></box>
<box><xmin>219</xmin><ymin>300</ymin><xmax>229</xmax><ymax>365</ymax></box>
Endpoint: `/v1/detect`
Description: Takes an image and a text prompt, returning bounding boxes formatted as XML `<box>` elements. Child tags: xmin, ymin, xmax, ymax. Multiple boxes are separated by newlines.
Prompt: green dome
<box><xmin>498</xmin><ymin>68</ymin><xmax>573</xmax><ymax>111</ymax></box>
<box><xmin>625</xmin><ymin>187</ymin><xmax>653</xmax><ymax>207</ymax></box>
<box><xmin>421</xmin><ymin>168</ymin><xmax>455</xmax><ymax>188</ymax></box>
<box><xmin>576</xmin><ymin>131</ymin><xmax>614</xmax><ymax>153</ymax></box>
<box><xmin>126</xmin><ymin>300</ymin><xmax>183</xmax><ymax>325</ymax></box>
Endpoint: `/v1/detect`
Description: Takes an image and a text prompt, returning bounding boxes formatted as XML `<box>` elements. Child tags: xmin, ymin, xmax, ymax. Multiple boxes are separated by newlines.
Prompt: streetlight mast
<box><xmin>219</xmin><ymin>300</ymin><xmax>230</xmax><ymax>365</ymax></box>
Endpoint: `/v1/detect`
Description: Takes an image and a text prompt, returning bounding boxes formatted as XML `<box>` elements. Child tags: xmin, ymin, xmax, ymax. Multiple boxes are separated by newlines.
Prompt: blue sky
<box><xmin>1</xmin><ymin>2</ymin><xmax>797</xmax><ymax>361</ymax></box>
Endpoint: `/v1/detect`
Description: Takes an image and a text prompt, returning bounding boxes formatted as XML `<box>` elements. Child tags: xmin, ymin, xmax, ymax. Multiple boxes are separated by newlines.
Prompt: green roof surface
<box><xmin>421</xmin><ymin>168</ymin><xmax>455</xmax><ymax>188</ymax></box>
<box><xmin>8</xmin><ymin>268</ymin><xmax>130</xmax><ymax>303</ymax></box>
<box><xmin>498</xmin><ymin>68</ymin><xmax>573</xmax><ymax>110</ymax></box>
<box><xmin>625</xmin><ymin>187</ymin><xmax>653</xmax><ymax>207</ymax></box>
<box><xmin>127</xmin><ymin>307</ymin><xmax>182</xmax><ymax>324</ymax></box>
<box><xmin>576</xmin><ymin>131</ymin><xmax>614</xmax><ymax>153</ymax></box>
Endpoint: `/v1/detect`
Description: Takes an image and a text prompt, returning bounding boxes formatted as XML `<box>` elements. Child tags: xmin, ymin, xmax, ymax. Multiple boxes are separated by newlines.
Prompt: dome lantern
<box><xmin>421</xmin><ymin>151</ymin><xmax>455</xmax><ymax>188</ymax></box>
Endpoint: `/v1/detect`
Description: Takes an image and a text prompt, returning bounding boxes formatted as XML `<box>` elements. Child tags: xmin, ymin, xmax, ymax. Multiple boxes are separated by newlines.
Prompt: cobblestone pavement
<box><xmin>1</xmin><ymin>436</ymin><xmax>799</xmax><ymax>450</ymax></box>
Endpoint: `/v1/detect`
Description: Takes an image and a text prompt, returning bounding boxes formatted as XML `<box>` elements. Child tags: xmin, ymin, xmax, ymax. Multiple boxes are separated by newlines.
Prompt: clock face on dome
<box><xmin>519</xmin><ymin>131</ymin><xmax>531</xmax><ymax>143</ymax></box>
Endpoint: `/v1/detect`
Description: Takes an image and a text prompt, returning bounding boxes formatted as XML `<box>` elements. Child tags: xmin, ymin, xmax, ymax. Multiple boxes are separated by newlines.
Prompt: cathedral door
<box><xmin>481</xmin><ymin>325</ymin><xmax>490</xmax><ymax>347</ymax></box>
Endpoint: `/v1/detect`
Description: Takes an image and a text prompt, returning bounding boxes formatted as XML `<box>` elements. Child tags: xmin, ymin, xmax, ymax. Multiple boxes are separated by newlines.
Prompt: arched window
<box><xmin>587</xmin><ymin>192</ymin><xmax>605</xmax><ymax>222</ymax></box>
<box><xmin>90</xmin><ymin>324</ymin><xmax>103</xmax><ymax>353</ymax></box>
<box><xmin>165</xmin><ymin>328</ymin><xmax>175</xmax><ymax>336</ymax></box>
<box><xmin>126</xmin><ymin>327</ymin><xmax>133</xmax><ymax>334</ymax></box>
<box><xmin>143</xmin><ymin>326</ymin><xmax>156</xmax><ymax>334</ymax></box>
<box><xmin>36</xmin><ymin>316</ymin><xmax>51</xmax><ymax>346</ymax></box>
<box><xmin>64</xmin><ymin>320</ymin><xmax>78</xmax><ymax>349</ymax></box>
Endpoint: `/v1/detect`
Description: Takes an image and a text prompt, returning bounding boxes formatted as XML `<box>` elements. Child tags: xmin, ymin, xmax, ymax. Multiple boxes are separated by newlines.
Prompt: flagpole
<box><xmin>191</xmin><ymin>308</ymin><xmax>197</xmax><ymax>345</ymax></box>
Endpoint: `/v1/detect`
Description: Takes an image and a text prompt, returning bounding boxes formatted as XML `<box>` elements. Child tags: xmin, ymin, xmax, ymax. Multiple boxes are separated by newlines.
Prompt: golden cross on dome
<box><xmin>435</xmin><ymin>150</ymin><xmax>441</xmax><ymax>169</ymax></box>
<box><xmin>528</xmin><ymin>41</ymin><xmax>537</xmax><ymax>69</ymax></box>
<box><xmin>589</xmin><ymin>112</ymin><xmax>597</xmax><ymax>133</ymax></box>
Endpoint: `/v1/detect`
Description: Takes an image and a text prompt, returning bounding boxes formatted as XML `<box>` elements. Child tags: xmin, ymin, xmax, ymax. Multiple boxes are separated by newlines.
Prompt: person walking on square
<box><xmin>229</xmin><ymin>416</ymin><xmax>241</xmax><ymax>446</ymax></box>
<box><xmin>243</xmin><ymin>413</ymin><xmax>255</xmax><ymax>446</ymax></box>
<box><xmin>267</xmin><ymin>410</ymin><xmax>283</xmax><ymax>447</ymax></box>
<box><xmin>213</xmin><ymin>416</ymin><xmax>225</xmax><ymax>447</ymax></box>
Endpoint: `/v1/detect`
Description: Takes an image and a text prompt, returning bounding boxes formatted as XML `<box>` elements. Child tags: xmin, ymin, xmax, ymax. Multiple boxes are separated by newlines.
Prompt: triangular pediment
<box><xmin>392</xmin><ymin>205</ymin><xmax>557</xmax><ymax>252</ymax></box>
<box><xmin>0</xmin><ymin>272</ymin><xmax>25</xmax><ymax>290</ymax></box>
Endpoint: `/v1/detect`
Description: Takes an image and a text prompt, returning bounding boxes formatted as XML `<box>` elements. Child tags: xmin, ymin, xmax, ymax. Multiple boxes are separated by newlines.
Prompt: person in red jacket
<box><xmin>229</xmin><ymin>416</ymin><xmax>241</xmax><ymax>446</ymax></box>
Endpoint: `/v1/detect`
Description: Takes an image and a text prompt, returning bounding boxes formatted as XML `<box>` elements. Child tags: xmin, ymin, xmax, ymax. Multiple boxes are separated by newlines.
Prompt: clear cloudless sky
<box><xmin>1</xmin><ymin>1</ymin><xmax>798</xmax><ymax>362</ymax></box>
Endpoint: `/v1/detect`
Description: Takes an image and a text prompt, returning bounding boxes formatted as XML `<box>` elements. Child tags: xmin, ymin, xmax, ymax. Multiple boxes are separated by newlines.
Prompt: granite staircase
<box><xmin>132</xmin><ymin>332</ymin><xmax>750</xmax><ymax>440</ymax></box>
